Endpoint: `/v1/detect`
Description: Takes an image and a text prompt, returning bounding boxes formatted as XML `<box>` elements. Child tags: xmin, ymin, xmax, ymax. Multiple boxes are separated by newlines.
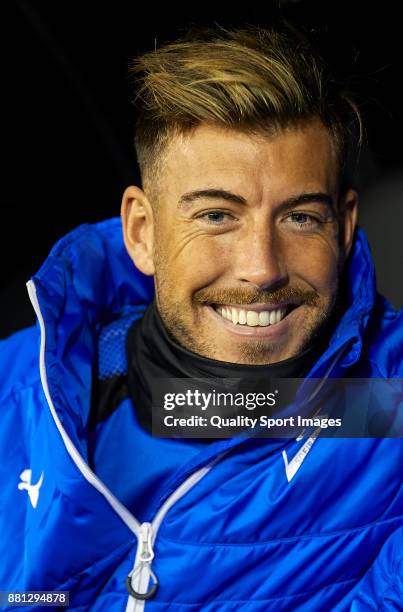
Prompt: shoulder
<box><xmin>0</xmin><ymin>325</ymin><xmax>40</xmax><ymax>403</ymax></box>
<box><xmin>363</xmin><ymin>293</ymin><xmax>403</xmax><ymax>377</ymax></box>
<box><xmin>0</xmin><ymin>325</ymin><xmax>47</xmax><ymax>590</ymax></box>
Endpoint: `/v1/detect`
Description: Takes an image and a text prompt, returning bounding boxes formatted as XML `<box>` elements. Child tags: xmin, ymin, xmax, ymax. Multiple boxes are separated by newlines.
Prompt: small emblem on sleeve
<box><xmin>18</xmin><ymin>469</ymin><xmax>44</xmax><ymax>508</ymax></box>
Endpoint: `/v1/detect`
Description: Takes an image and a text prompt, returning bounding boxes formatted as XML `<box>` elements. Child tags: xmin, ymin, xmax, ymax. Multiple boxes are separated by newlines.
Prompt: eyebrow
<box><xmin>178</xmin><ymin>188</ymin><xmax>335</xmax><ymax>212</ymax></box>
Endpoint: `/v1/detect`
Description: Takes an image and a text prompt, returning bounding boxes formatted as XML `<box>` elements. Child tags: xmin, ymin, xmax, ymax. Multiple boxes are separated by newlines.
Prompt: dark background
<box><xmin>2</xmin><ymin>0</ymin><xmax>402</xmax><ymax>338</ymax></box>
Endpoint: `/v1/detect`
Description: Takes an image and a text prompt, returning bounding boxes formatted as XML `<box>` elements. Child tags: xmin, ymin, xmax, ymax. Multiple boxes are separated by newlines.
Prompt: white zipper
<box><xmin>125</xmin><ymin>523</ymin><xmax>157</xmax><ymax>612</ymax></box>
<box><xmin>125</xmin><ymin>454</ymin><xmax>225</xmax><ymax>611</ymax></box>
<box><xmin>26</xmin><ymin>280</ymin><xmax>143</xmax><ymax>534</ymax></box>
<box><xmin>27</xmin><ymin>279</ymin><xmax>224</xmax><ymax>611</ymax></box>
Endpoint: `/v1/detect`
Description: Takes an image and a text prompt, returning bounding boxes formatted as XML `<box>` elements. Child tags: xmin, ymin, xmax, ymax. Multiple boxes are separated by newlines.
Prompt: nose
<box><xmin>233</xmin><ymin>223</ymin><xmax>288</xmax><ymax>290</ymax></box>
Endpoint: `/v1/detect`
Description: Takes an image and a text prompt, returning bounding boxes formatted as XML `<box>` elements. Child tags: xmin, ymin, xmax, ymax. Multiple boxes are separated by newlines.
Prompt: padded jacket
<box><xmin>0</xmin><ymin>218</ymin><xmax>402</xmax><ymax>611</ymax></box>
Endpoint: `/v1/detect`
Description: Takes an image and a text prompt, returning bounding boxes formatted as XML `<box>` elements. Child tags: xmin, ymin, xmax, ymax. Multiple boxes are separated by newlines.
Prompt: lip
<box><xmin>212</xmin><ymin>302</ymin><xmax>298</xmax><ymax>313</ymax></box>
<box><xmin>204</xmin><ymin>303</ymin><xmax>301</xmax><ymax>339</ymax></box>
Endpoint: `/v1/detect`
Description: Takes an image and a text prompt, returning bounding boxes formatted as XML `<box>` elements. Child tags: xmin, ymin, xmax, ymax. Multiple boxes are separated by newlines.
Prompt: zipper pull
<box><xmin>139</xmin><ymin>522</ymin><xmax>154</xmax><ymax>562</ymax></box>
<box><xmin>126</xmin><ymin>522</ymin><xmax>159</xmax><ymax>601</ymax></box>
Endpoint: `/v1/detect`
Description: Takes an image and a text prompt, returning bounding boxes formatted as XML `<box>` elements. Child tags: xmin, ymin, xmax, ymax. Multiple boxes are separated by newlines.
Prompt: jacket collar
<box><xmin>318</xmin><ymin>224</ymin><xmax>376</xmax><ymax>371</ymax></box>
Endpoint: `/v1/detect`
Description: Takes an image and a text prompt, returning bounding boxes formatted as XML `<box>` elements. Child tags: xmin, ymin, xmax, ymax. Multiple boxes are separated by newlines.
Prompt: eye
<box><xmin>197</xmin><ymin>210</ymin><xmax>234</xmax><ymax>224</ymax></box>
<box><xmin>286</xmin><ymin>212</ymin><xmax>321</xmax><ymax>229</ymax></box>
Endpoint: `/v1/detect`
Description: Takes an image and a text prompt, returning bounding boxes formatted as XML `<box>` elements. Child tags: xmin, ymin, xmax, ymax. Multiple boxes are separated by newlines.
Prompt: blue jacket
<box><xmin>0</xmin><ymin>218</ymin><xmax>402</xmax><ymax>611</ymax></box>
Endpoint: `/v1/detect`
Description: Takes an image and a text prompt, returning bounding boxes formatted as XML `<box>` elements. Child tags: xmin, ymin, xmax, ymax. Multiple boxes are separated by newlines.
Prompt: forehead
<box><xmin>162</xmin><ymin>119</ymin><xmax>338</xmax><ymax>200</ymax></box>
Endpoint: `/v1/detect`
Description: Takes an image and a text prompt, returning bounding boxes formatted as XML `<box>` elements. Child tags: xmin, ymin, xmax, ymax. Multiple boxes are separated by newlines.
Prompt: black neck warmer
<box><xmin>126</xmin><ymin>299</ymin><xmax>337</xmax><ymax>435</ymax></box>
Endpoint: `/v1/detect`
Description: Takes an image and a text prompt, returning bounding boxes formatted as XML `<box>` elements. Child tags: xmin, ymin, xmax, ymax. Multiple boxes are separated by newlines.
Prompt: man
<box><xmin>0</xmin><ymin>22</ymin><xmax>402</xmax><ymax>611</ymax></box>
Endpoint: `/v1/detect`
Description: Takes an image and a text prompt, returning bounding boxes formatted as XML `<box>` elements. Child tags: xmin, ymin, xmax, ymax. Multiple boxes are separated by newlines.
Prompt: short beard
<box><xmin>153</xmin><ymin>240</ymin><xmax>339</xmax><ymax>365</ymax></box>
<box><xmin>154</xmin><ymin>284</ymin><xmax>338</xmax><ymax>366</ymax></box>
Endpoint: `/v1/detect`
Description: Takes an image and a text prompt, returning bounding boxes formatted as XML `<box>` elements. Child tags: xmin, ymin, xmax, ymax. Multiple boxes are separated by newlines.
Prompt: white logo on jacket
<box><xmin>18</xmin><ymin>469</ymin><xmax>44</xmax><ymax>508</ymax></box>
<box><xmin>282</xmin><ymin>424</ymin><xmax>323</xmax><ymax>482</ymax></box>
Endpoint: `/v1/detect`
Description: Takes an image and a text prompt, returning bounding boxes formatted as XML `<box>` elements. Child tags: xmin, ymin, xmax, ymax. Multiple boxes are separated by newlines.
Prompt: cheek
<box><xmin>164</xmin><ymin>233</ymin><xmax>230</xmax><ymax>292</ymax></box>
<box><xmin>180</xmin><ymin>240</ymin><xmax>228</xmax><ymax>290</ymax></box>
<box><xmin>286</xmin><ymin>236</ymin><xmax>340</xmax><ymax>293</ymax></box>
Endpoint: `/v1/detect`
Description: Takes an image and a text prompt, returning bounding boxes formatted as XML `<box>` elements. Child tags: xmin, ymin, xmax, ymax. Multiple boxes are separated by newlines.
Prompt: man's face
<box><xmin>123</xmin><ymin>118</ymin><xmax>357</xmax><ymax>364</ymax></box>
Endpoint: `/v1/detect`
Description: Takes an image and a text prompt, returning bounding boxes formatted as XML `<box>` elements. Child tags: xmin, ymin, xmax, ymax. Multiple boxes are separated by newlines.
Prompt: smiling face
<box><xmin>122</xmin><ymin>118</ymin><xmax>358</xmax><ymax>364</ymax></box>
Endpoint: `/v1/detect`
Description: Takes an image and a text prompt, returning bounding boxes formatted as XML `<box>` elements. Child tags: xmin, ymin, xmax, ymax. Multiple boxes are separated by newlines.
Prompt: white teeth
<box><xmin>259</xmin><ymin>311</ymin><xmax>270</xmax><ymax>326</ymax></box>
<box><xmin>246</xmin><ymin>311</ymin><xmax>259</xmax><ymax>326</ymax></box>
<box><xmin>215</xmin><ymin>305</ymin><xmax>288</xmax><ymax>327</ymax></box>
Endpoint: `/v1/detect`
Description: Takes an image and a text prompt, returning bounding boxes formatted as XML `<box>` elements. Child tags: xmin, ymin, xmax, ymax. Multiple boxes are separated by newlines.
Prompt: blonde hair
<box><xmin>129</xmin><ymin>21</ymin><xmax>363</xmax><ymax>204</ymax></box>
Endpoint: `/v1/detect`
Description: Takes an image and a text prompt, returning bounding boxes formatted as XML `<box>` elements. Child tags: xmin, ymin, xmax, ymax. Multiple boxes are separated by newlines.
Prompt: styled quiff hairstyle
<box><xmin>129</xmin><ymin>21</ymin><xmax>363</xmax><ymax>205</ymax></box>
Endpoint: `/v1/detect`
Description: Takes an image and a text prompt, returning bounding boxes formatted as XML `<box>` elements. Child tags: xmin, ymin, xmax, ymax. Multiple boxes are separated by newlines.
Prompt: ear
<box><xmin>121</xmin><ymin>185</ymin><xmax>155</xmax><ymax>276</ymax></box>
<box><xmin>338</xmin><ymin>188</ymin><xmax>359</xmax><ymax>262</ymax></box>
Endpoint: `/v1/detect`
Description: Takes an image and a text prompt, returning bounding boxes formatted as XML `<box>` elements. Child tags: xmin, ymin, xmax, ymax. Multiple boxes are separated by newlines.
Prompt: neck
<box><xmin>125</xmin><ymin>298</ymin><xmax>335</xmax><ymax>434</ymax></box>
